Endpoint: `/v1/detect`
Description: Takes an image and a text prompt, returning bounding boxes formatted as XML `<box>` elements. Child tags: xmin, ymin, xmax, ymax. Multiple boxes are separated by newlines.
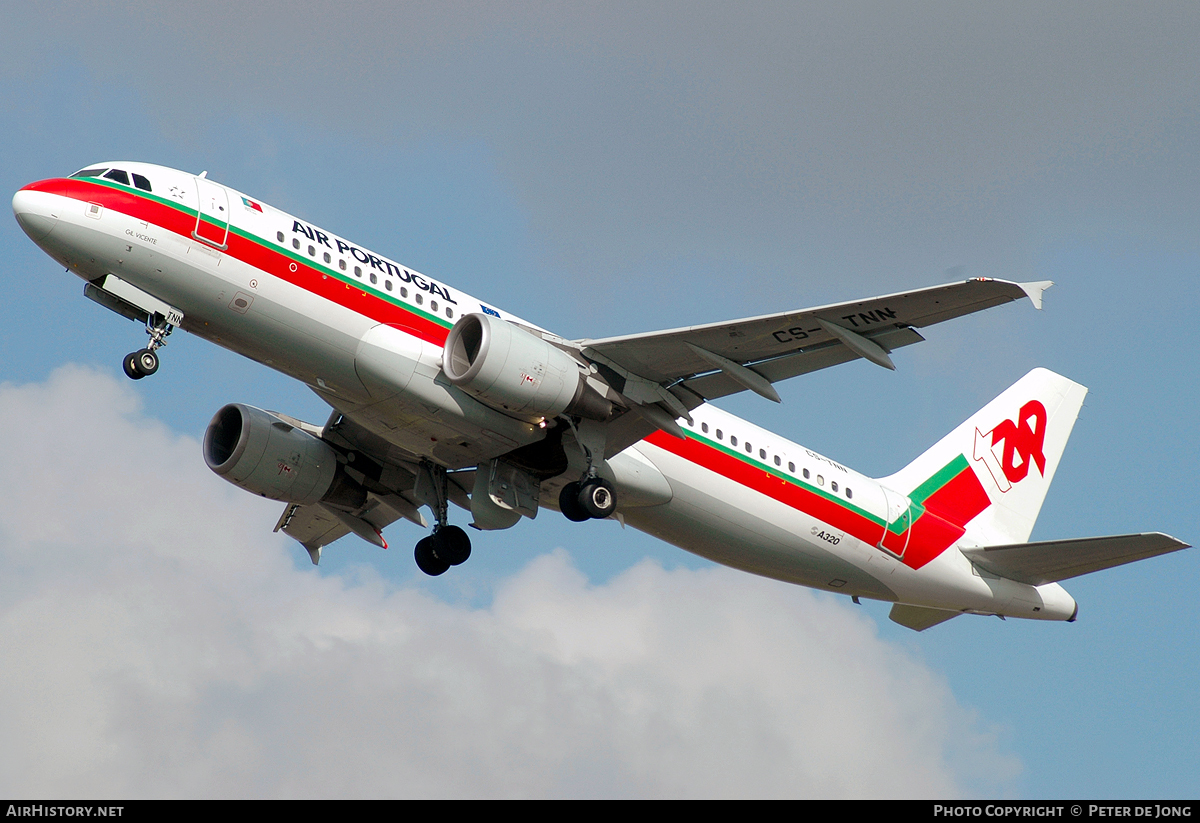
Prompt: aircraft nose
<box><xmin>13</xmin><ymin>187</ymin><xmax>59</xmax><ymax>243</ymax></box>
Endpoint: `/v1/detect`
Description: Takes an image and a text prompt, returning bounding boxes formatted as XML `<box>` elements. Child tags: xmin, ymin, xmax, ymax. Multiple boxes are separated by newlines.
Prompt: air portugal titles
<box><xmin>289</xmin><ymin>219</ymin><xmax>458</xmax><ymax>306</ymax></box>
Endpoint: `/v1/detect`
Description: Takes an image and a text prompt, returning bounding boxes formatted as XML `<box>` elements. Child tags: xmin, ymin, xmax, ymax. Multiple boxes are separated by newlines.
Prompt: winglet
<box><xmin>1017</xmin><ymin>280</ymin><xmax>1054</xmax><ymax>310</ymax></box>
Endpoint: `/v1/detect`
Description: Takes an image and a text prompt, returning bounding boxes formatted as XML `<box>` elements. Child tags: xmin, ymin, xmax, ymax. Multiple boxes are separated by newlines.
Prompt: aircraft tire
<box><xmin>135</xmin><ymin>348</ymin><xmax>159</xmax><ymax>376</ymax></box>
<box><xmin>559</xmin><ymin>482</ymin><xmax>590</xmax><ymax>522</ymax></box>
<box><xmin>122</xmin><ymin>353</ymin><xmax>145</xmax><ymax>380</ymax></box>
<box><xmin>578</xmin><ymin>478</ymin><xmax>617</xmax><ymax>519</ymax></box>
<box><xmin>436</xmin><ymin>525</ymin><xmax>472</xmax><ymax>566</ymax></box>
<box><xmin>414</xmin><ymin>536</ymin><xmax>450</xmax><ymax>576</ymax></box>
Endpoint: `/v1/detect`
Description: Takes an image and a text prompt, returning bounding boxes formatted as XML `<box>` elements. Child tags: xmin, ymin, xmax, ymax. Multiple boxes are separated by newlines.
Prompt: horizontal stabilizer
<box><xmin>889</xmin><ymin>603</ymin><xmax>962</xmax><ymax>631</ymax></box>
<box><xmin>962</xmin><ymin>532</ymin><xmax>1189</xmax><ymax>586</ymax></box>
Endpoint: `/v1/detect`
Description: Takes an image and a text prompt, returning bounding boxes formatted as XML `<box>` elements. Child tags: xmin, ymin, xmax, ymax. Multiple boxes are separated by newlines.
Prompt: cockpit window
<box><xmin>70</xmin><ymin>168</ymin><xmax>108</xmax><ymax>178</ymax></box>
<box><xmin>131</xmin><ymin>173</ymin><xmax>152</xmax><ymax>192</ymax></box>
<box><xmin>103</xmin><ymin>169</ymin><xmax>130</xmax><ymax>185</ymax></box>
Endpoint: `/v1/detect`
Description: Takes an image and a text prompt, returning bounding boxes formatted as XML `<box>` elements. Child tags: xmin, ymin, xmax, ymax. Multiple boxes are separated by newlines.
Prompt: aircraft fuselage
<box><xmin>15</xmin><ymin>161</ymin><xmax>1139</xmax><ymax>628</ymax></box>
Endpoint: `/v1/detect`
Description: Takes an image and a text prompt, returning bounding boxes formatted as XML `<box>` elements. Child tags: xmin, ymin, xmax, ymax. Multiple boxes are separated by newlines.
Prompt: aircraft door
<box><xmin>878</xmin><ymin>487</ymin><xmax>913</xmax><ymax>558</ymax></box>
<box><xmin>194</xmin><ymin>176</ymin><xmax>230</xmax><ymax>249</ymax></box>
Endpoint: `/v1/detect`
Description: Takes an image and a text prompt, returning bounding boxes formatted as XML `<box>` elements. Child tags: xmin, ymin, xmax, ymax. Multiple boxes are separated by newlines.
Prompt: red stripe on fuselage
<box><xmin>27</xmin><ymin>178</ymin><xmax>994</xmax><ymax>571</ymax></box>
<box><xmin>22</xmin><ymin>178</ymin><xmax>451</xmax><ymax>347</ymax></box>
<box><xmin>645</xmin><ymin>429</ymin><xmax>989</xmax><ymax>570</ymax></box>
<box><xmin>922</xmin><ymin>466</ymin><xmax>990</xmax><ymax>529</ymax></box>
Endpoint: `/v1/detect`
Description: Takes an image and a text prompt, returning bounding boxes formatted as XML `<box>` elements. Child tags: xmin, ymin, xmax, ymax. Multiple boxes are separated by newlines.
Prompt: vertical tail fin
<box><xmin>880</xmin><ymin>368</ymin><xmax>1088</xmax><ymax>546</ymax></box>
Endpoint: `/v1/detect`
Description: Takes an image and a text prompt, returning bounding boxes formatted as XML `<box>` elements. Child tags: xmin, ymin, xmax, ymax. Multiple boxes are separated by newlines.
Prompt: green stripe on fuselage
<box><xmin>82</xmin><ymin>177</ymin><xmax>454</xmax><ymax>331</ymax></box>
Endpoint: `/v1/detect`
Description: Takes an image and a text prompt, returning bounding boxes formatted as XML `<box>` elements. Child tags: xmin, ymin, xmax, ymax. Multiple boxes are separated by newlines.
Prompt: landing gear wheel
<box><xmin>134</xmin><ymin>348</ymin><xmax>159</xmax><ymax>376</ymax></box>
<box><xmin>122</xmin><ymin>352</ymin><xmax>145</xmax><ymax>380</ymax></box>
<box><xmin>123</xmin><ymin>349</ymin><xmax>158</xmax><ymax>380</ymax></box>
<box><xmin>435</xmin><ymin>525</ymin><xmax>472</xmax><ymax>566</ymax></box>
<box><xmin>559</xmin><ymin>481</ymin><xmax>590</xmax><ymax>522</ymax></box>
<box><xmin>414</xmin><ymin>535</ymin><xmax>450</xmax><ymax>576</ymax></box>
<box><xmin>578</xmin><ymin>478</ymin><xmax>617</xmax><ymax>519</ymax></box>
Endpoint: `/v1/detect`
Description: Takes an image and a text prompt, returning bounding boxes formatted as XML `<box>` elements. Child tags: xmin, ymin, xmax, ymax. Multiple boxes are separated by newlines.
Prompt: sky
<box><xmin>0</xmin><ymin>1</ymin><xmax>1196</xmax><ymax>799</ymax></box>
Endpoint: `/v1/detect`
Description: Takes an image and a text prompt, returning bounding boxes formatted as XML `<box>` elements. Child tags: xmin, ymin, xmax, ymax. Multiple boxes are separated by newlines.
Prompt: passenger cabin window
<box><xmin>131</xmin><ymin>173</ymin><xmax>152</xmax><ymax>192</ymax></box>
<box><xmin>103</xmin><ymin>169</ymin><xmax>129</xmax><ymax>186</ymax></box>
<box><xmin>277</xmin><ymin>231</ymin><xmax>285</xmax><ymax>242</ymax></box>
<box><xmin>730</xmin><ymin>435</ymin><xmax>737</xmax><ymax>446</ymax></box>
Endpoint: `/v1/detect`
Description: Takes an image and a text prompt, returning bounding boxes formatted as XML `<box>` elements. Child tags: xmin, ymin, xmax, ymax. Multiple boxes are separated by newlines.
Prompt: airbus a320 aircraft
<box><xmin>13</xmin><ymin>162</ymin><xmax>1187</xmax><ymax>631</ymax></box>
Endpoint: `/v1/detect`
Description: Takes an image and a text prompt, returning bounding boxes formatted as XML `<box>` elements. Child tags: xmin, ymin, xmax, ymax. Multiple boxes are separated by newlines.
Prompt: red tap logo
<box><xmin>972</xmin><ymin>400</ymin><xmax>1047</xmax><ymax>492</ymax></box>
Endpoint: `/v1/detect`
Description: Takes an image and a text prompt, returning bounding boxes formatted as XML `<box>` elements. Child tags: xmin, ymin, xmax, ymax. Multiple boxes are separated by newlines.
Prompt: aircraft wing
<box><xmin>275</xmin><ymin>411</ymin><xmax>474</xmax><ymax>564</ymax></box>
<box><xmin>961</xmin><ymin>532</ymin><xmax>1190</xmax><ymax>586</ymax></box>
<box><xmin>275</xmin><ymin>500</ymin><xmax>397</xmax><ymax>565</ymax></box>
<box><xmin>577</xmin><ymin>278</ymin><xmax>1051</xmax><ymax>454</ymax></box>
<box><xmin>580</xmin><ymin>278</ymin><xmax>1050</xmax><ymax>406</ymax></box>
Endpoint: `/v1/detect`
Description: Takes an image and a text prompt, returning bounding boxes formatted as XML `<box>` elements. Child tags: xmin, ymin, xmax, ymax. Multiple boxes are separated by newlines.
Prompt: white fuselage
<box><xmin>12</xmin><ymin>161</ymin><xmax>1077</xmax><ymax>622</ymax></box>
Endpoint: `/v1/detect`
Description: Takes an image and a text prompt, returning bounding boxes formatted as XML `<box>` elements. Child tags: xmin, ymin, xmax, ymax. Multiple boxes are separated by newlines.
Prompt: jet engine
<box><xmin>203</xmin><ymin>404</ymin><xmax>366</xmax><ymax>508</ymax></box>
<box><xmin>442</xmin><ymin>312</ymin><xmax>611</xmax><ymax>422</ymax></box>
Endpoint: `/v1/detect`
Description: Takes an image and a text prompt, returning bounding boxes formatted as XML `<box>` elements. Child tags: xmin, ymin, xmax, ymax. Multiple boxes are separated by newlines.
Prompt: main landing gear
<box><xmin>413</xmin><ymin>461</ymin><xmax>472</xmax><ymax>576</ymax></box>
<box><xmin>414</xmin><ymin>525</ymin><xmax>471</xmax><ymax>576</ymax></box>
<box><xmin>122</xmin><ymin>314</ymin><xmax>175</xmax><ymax>380</ymax></box>
<box><xmin>557</xmin><ymin>417</ymin><xmax>619</xmax><ymax>522</ymax></box>
<box><xmin>559</xmin><ymin>476</ymin><xmax>617</xmax><ymax>522</ymax></box>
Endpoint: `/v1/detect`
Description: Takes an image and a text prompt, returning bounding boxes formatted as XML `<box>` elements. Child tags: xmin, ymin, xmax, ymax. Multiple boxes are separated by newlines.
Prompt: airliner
<box><xmin>13</xmin><ymin>161</ymin><xmax>1187</xmax><ymax>631</ymax></box>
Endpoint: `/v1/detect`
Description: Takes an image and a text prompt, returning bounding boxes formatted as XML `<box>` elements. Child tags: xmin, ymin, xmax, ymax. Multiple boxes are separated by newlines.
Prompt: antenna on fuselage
<box><xmin>198</xmin><ymin>171</ymin><xmax>208</xmax><ymax>178</ymax></box>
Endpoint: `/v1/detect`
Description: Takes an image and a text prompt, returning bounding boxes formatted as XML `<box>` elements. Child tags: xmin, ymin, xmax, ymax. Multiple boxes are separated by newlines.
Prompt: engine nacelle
<box><xmin>203</xmin><ymin>404</ymin><xmax>364</xmax><ymax>508</ymax></box>
<box><xmin>442</xmin><ymin>313</ymin><xmax>610</xmax><ymax>422</ymax></box>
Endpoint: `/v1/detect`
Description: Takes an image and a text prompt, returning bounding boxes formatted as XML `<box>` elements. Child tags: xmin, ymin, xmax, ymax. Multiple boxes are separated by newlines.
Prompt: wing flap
<box><xmin>681</xmin><ymin>326</ymin><xmax>925</xmax><ymax>402</ymax></box>
<box><xmin>275</xmin><ymin>503</ymin><xmax>351</xmax><ymax>564</ymax></box>
<box><xmin>580</xmin><ymin>278</ymin><xmax>1041</xmax><ymax>388</ymax></box>
<box><xmin>962</xmin><ymin>532</ymin><xmax>1189</xmax><ymax>586</ymax></box>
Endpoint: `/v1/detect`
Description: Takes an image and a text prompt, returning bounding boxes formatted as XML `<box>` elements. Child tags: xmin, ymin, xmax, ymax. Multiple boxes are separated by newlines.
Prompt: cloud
<box><xmin>0</xmin><ymin>367</ymin><xmax>1019</xmax><ymax>797</ymax></box>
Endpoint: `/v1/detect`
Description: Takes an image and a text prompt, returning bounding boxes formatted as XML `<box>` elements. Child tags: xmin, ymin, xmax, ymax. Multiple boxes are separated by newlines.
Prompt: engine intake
<box><xmin>203</xmin><ymin>404</ymin><xmax>365</xmax><ymax>508</ymax></box>
<box><xmin>442</xmin><ymin>313</ymin><xmax>610</xmax><ymax>422</ymax></box>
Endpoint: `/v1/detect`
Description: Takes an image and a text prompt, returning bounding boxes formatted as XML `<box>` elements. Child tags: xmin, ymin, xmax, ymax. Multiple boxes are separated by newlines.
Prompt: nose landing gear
<box><xmin>122</xmin><ymin>312</ymin><xmax>176</xmax><ymax>380</ymax></box>
<box><xmin>123</xmin><ymin>348</ymin><xmax>159</xmax><ymax>380</ymax></box>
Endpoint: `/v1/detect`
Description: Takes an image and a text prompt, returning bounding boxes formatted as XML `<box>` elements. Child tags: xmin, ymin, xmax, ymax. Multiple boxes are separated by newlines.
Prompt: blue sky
<box><xmin>0</xmin><ymin>3</ymin><xmax>1195</xmax><ymax>798</ymax></box>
